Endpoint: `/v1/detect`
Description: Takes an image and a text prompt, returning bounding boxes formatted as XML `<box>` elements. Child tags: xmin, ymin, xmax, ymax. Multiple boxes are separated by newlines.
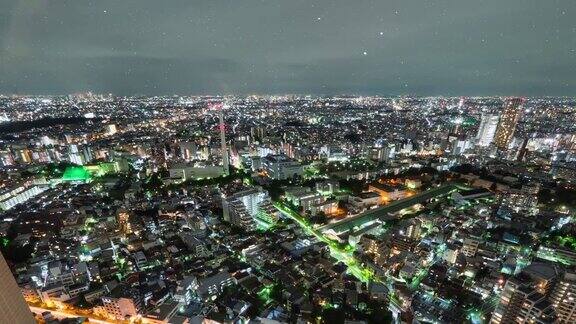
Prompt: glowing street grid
<box><xmin>274</xmin><ymin>183</ymin><xmax>462</xmax><ymax>285</ymax></box>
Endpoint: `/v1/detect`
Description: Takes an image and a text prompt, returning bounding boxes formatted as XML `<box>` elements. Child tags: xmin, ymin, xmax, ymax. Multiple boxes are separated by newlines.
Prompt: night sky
<box><xmin>1</xmin><ymin>0</ymin><xmax>575</xmax><ymax>96</ymax></box>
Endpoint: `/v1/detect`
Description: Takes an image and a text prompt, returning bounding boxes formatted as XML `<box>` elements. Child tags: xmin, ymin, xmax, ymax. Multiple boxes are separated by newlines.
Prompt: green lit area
<box><xmin>276</xmin><ymin>187</ymin><xmax>467</xmax><ymax>289</ymax></box>
<box><xmin>257</xmin><ymin>285</ymin><xmax>274</xmax><ymax>305</ymax></box>
<box><xmin>85</xmin><ymin>162</ymin><xmax>118</xmax><ymax>177</ymax></box>
<box><xmin>550</xmin><ymin>234</ymin><xmax>576</xmax><ymax>250</ymax></box>
<box><xmin>537</xmin><ymin>248</ymin><xmax>576</xmax><ymax>266</ymax></box>
<box><xmin>254</xmin><ymin>209</ymin><xmax>278</xmax><ymax>231</ymax></box>
<box><xmin>60</xmin><ymin>162</ymin><xmax>123</xmax><ymax>183</ymax></box>
<box><xmin>303</xmin><ymin>163</ymin><xmax>322</xmax><ymax>179</ymax></box>
<box><xmin>61</xmin><ymin>166</ymin><xmax>92</xmax><ymax>182</ymax></box>
<box><xmin>274</xmin><ymin>201</ymin><xmax>375</xmax><ymax>283</ymax></box>
<box><xmin>254</xmin><ymin>217</ymin><xmax>274</xmax><ymax>231</ymax></box>
<box><xmin>466</xmin><ymin>308</ymin><xmax>486</xmax><ymax>324</ymax></box>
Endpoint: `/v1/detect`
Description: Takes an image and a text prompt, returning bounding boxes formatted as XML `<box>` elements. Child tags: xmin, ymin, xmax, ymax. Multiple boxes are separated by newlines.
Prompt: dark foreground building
<box><xmin>0</xmin><ymin>253</ymin><xmax>36</xmax><ymax>323</ymax></box>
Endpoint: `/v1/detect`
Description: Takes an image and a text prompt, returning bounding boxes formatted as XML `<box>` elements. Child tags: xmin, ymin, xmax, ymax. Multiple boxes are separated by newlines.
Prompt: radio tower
<box><xmin>216</xmin><ymin>102</ymin><xmax>230</xmax><ymax>176</ymax></box>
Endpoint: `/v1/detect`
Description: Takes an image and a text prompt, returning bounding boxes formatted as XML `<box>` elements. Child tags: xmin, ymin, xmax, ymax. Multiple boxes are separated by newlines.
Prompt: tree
<box><xmin>310</xmin><ymin>212</ymin><xmax>328</xmax><ymax>225</ymax></box>
<box><xmin>366</xmin><ymin>299</ymin><xmax>393</xmax><ymax>324</ymax></box>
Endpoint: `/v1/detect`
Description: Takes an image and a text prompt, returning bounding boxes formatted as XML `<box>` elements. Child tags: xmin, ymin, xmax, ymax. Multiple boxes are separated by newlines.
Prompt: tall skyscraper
<box><xmin>217</xmin><ymin>102</ymin><xmax>230</xmax><ymax>176</ymax></box>
<box><xmin>476</xmin><ymin>114</ymin><xmax>499</xmax><ymax>146</ymax></box>
<box><xmin>494</xmin><ymin>98</ymin><xmax>523</xmax><ymax>150</ymax></box>
<box><xmin>0</xmin><ymin>253</ymin><xmax>36</xmax><ymax>323</ymax></box>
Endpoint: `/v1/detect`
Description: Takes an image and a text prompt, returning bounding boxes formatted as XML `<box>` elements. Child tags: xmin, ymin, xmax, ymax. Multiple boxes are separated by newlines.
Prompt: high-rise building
<box><xmin>491</xmin><ymin>276</ymin><xmax>556</xmax><ymax>323</ymax></box>
<box><xmin>222</xmin><ymin>187</ymin><xmax>270</xmax><ymax>229</ymax></box>
<box><xmin>0</xmin><ymin>253</ymin><xmax>36</xmax><ymax>323</ymax></box>
<box><xmin>550</xmin><ymin>271</ymin><xmax>576</xmax><ymax>322</ymax></box>
<box><xmin>491</xmin><ymin>263</ymin><xmax>559</xmax><ymax>324</ymax></box>
<box><xmin>476</xmin><ymin>114</ymin><xmax>499</xmax><ymax>146</ymax></box>
<box><xmin>217</xmin><ymin>102</ymin><xmax>230</xmax><ymax>176</ymax></box>
<box><xmin>494</xmin><ymin>98</ymin><xmax>523</xmax><ymax>150</ymax></box>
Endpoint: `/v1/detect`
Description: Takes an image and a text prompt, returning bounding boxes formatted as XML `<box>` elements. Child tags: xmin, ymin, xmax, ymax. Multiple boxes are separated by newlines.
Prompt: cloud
<box><xmin>0</xmin><ymin>0</ymin><xmax>574</xmax><ymax>95</ymax></box>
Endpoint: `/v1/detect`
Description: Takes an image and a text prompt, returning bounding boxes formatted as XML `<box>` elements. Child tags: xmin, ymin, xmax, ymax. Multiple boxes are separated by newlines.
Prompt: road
<box><xmin>320</xmin><ymin>183</ymin><xmax>463</xmax><ymax>233</ymax></box>
<box><xmin>29</xmin><ymin>306</ymin><xmax>113</xmax><ymax>324</ymax></box>
<box><xmin>274</xmin><ymin>201</ymin><xmax>374</xmax><ymax>282</ymax></box>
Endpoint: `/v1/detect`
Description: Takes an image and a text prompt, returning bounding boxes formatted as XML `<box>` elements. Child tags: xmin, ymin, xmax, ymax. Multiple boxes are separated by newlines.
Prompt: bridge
<box><xmin>320</xmin><ymin>183</ymin><xmax>466</xmax><ymax>234</ymax></box>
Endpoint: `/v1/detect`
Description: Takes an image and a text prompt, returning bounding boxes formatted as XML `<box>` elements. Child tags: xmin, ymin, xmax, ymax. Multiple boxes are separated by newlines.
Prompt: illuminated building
<box><xmin>117</xmin><ymin>209</ymin><xmax>132</xmax><ymax>234</ymax></box>
<box><xmin>493</xmin><ymin>279</ymin><xmax>557</xmax><ymax>324</ymax></box>
<box><xmin>360</xmin><ymin>235</ymin><xmax>384</xmax><ymax>261</ymax></box>
<box><xmin>310</xmin><ymin>199</ymin><xmax>338</xmax><ymax>216</ymax></box>
<box><xmin>222</xmin><ymin>187</ymin><xmax>271</xmax><ymax>228</ymax></box>
<box><xmin>82</xmin><ymin>146</ymin><xmax>94</xmax><ymax>163</ymax></box>
<box><xmin>368</xmin><ymin>143</ymin><xmax>396</xmax><ymax>162</ymax></box>
<box><xmin>282</xmin><ymin>142</ymin><xmax>295</xmax><ymax>158</ymax></box>
<box><xmin>443</xmin><ymin>243</ymin><xmax>459</xmax><ymax>265</ymax></box>
<box><xmin>461</xmin><ymin>238</ymin><xmax>481</xmax><ymax>257</ymax></box>
<box><xmin>179</xmin><ymin>142</ymin><xmax>197</xmax><ymax>161</ymax></box>
<box><xmin>405</xmin><ymin>179</ymin><xmax>422</xmax><ymax>189</ymax></box>
<box><xmin>251</xmin><ymin>126</ymin><xmax>265</xmax><ymax>142</ymax></box>
<box><xmin>515</xmin><ymin>137</ymin><xmax>529</xmax><ymax>161</ymax></box>
<box><xmin>151</xmin><ymin>140</ymin><xmax>167</xmax><ymax>168</ymax></box>
<box><xmin>0</xmin><ymin>253</ymin><xmax>36</xmax><ymax>323</ymax></box>
<box><xmin>217</xmin><ymin>102</ymin><xmax>230</xmax><ymax>176</ymax></box>
<box><xmin>450</xmin><ymin>137</ymin><xmax>473</xmax><ymax>155</ymax></box>
<box><xmin>19</xmin><ymin>149</ymin><xmax>33</xmax><ymax>164</ymax></box>
<box><xmin>262</xmin><ymin>154</ymin><xmax>303</xmax><ymax>180</ymax></box>
<box><xmin>537</xmin><ymin>245</ymin><xmax>576</xmax><ymax>266</ymax></box>
<box><xmin>285</xmin><ymin>188</ymin><xmax>324</xmax><ymax>211</ymax></box>
<box><xmin>101</xmin><ymin>292</ymin><xmax>142</xmax><ymax>321</ymax></box>
<box><xmin>499</xmin><ymin>185</ymin><xmax>539</xmax><ymax>215</ymax></box>
<box><xmin>550</xmin><ymin>271</ymin><xmax>576</xmax><ymax>323</ymax></box>
<box><xmin>476</xmin><ymin>114</ymin><xmax>499</xmax><ymax>146</ymax></box>
<box><xmin>69</xmin><ymin>144</ymin><xmax>85</xmax><ymax>165</ymax></box>
<box><xmin>0</xmin><ymin>150</ymin><xmax>15</xmax><ymax>166</ymax></box>
<box><xmin>0</xmin><ymin>180</ymin><xmax>48</xmax><ymax>210</ymax></box>
<box><xmin>369</xmin><ymin>182</ymin><xmax>409</xmax><ymax>201</ymax></box>
<box><xmin>174</xmin><ymin>276</ymin><xmax>199</xmax><ymax>305</ymax></box>
<box><xmin>491</xmin><ymin>263</ymin><xmax>559</xmax><ymax>324</ymax></box>
<box><xmin>106</xmin><ymin>124</ymin><xmax>118</xmax><ymax>135</ymax></box>
<box><xmin>315</xmin><ymin>180</ymin><xmax>340</xmax><ymax>195</ymax></box>
<box><xmin>256</xmin><ymin>201</ymin><xmax>280</xmax><ymax>225</ymax></box>
<box><xmin>404</xmin><ymin>219</ymin><xmax>422</xmax><ymax>240</ymax></box>
<box><xmin>494</xmin><ymin>98</ymin><xmax>523</xmax><ymax>150</ymax></box>
<box><xmin>349</xmin><ymin>191</ymin><xmax>381</xmax><ymax>209</ymax></box>
<box><xmin>197</xmin><ymin>271</ymin><xmax>235</xmax><ymax>301</ymax></box>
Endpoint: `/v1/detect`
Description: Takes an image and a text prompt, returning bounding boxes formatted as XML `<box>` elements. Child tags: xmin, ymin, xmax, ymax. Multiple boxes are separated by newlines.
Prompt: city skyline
<box><xmin>0</xmin><ymin>95</ymin><xmax>575</xmax><ymax>323</ymax></box>
<box><xmin>1</xmin><ymin>1</ymin><xmax>576</xmax><ymax>323</ymax></box>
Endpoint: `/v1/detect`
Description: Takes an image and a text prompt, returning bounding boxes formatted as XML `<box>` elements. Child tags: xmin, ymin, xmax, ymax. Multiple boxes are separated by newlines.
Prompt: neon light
<box><xmin>62</xmin><ymin>166</ymin><xmax>92</xmax><ymax>182</ymax></box>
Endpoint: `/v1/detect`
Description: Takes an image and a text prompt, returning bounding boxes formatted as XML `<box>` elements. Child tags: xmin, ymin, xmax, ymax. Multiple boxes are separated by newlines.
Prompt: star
<box><xmin>363</xmin><ymin>51</ymin><xmax>368</xmax><ymax>56</ymax></box>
